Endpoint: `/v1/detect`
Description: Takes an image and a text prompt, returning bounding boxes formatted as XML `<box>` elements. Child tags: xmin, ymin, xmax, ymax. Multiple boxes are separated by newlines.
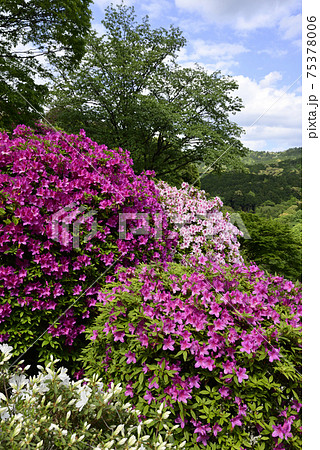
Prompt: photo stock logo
<box><xmin>118</xmin><ymin>211</ymin><xmax>250</xmax><ymax>241</ymax></box>
<box><xmin>51</xmin><ymin>203</ymin><xmax>97</xmax><ymax>248</ymax></box>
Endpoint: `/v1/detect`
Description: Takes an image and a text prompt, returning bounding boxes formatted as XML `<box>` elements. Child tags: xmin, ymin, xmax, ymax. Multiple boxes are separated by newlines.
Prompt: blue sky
<box><xmin>91</xmin><ymin>0</ymin><xmax>302</xmax><ymax>152</ymax></box>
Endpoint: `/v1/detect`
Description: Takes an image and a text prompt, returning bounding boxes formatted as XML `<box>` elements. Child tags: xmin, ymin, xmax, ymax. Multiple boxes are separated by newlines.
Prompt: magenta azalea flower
<box><xmin>125</xmin><ymin>351</ymin><xmax>136</xmax><ymax>364</ymax></box>
<box><xmin>163</xmin><ymin>336</ymin><xmax>175</xmax><ymax>351</ymax></box>
<box><xmin>236</xmin><ymin>367</ymin><xmax>249</xmax><ymax>383</ymax></box>
<box><xmin>90</xmin><ymin>330</ymin><xmax>98</xmax><ymax>341</ymax></box>
<box><xmin>268</xmin><ymin>347</ymin><xmax>281</xmax><ymax>362</ymax></box>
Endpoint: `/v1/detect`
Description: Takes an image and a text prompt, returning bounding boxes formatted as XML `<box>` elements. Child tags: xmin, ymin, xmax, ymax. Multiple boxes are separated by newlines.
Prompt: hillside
<box><xmin>200</xmin><ymin>147</ymin><xmax>302</xmax><ymax>281</ymax></box>
<box><xmin>200</xmin><ymin>147</ymin><xmax>302</xmax><ymax>212</ymax></box>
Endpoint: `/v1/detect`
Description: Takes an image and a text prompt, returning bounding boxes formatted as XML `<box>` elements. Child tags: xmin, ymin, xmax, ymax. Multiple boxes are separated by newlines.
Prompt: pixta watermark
<box><xmin>51</xmin><ymin>203</ymin><xmax>97</xmax><ymax>248</ymax></box>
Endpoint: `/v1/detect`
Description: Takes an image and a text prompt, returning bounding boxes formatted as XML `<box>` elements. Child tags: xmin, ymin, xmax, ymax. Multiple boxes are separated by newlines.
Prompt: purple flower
<box><xmin>163</xmin><ymin>336</ymin><xmax>175</xmax><ymax>351</ymax></box>
<box><xmin>282</xmin><ymin>421</ymin><xmax>293</xmax><ymax>440</ymax></box>
<box><xmin>209</xmin><ymin>302</ymin><xmax>221</xmax><ymax>317</ymax></box>
<box><xmin>240</xmin><ymin>337</ymin><xmax>253</xmax><ymax>354</ymax></box>
<box><xmin>175</xmin><ymin>415</ymin><xmax>186</xmax><ymax>429</ymax></box>
<box><xmin>268</xmin><ymin>347</ymin><xmax>280</xmax><ymax>362</ymax></box>
<box><xmin>236</xmin><ymin>367</ymin><xmax>249</xmax><ymax>383</ymax></box>
<box><xmin>231</xmin><ymin>415</ymin><xmax>242</xmax><ymax>428</ymax></box>
<box><xmin>272</xmin><ymin>424</ymin><xmax>284</xmax><ymax>439</ymax></box>
<box><xmin>139</xmin><ymin>334</ymin><xmax>149</xmax><ymax>347</ymax></box>
<box><xmin>113</xmin><ymin>331</ymin><xmax>125</xmax><ymax>342</ymax></box>
<box><xmin>148</xmin><ymin>376</ymin><xmax>159</xmax><ymax>389</ymax></box>
<box><xmin>212</xmin><ymin>423</ymin><xmax>222</xmax><ymax>436</ymax></box>
<box><xmin>125</xmin><ymin>350</ymin><xmax>136</xmax><ymax>364</ymax></box>
<box><xmin>188</xmin><ymin>375</ymin><xmax>200</xmax><ymax>389</ymax></box>
<box><xmin>73</xmin><ymin>285</ymin><xmax>82</xmax><ymax>295</ymax></box>
<box><xmin>90</xmin><ymin>330</ymin><xmax>98</xmax><ymax>341</ymax></box>
<box><xmin>177</xmin><ymin>389</ymin><xmax>192</xmax><ymax>403</ymax></box>
<box><xmin>125</xmin><ymin>383</ymin><xmax>134</xmax><ymax>398</ymax></box>
<box><xmin>219</xmin><ymin>386</ymin><xmax>230</xmax><ymax>398</ymax></box>
<box><xmin>143</xmin><ymin>390</ymin><xmax>154</xmax><ymax>404</ymax></box>
<box><xmin>222</xmin><ymin>360</ymin><xmax>235</xmax><ymax>375</ymax></box>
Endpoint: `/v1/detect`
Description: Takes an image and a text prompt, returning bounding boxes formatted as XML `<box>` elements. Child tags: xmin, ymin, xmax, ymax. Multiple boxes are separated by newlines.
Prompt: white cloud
<box><xmin>259</xmin><ymin>71</ymin><xmax>282</xmax><ymax>88</ymax></box>
<box><xmin>233</xmin><ymin>73</ymin><xmax>301</xmax><ymax>151</ymax></box>
<box><xmin>189</xmin><ymin>40</ymin><xmax>248</xmax><ymax>60</ymax></box>
<box><xmin>141</xmin><ymin>0</ymin><xmax>172</xmax><ymax>19</ymax></box>
<box><xmin>175</xmin><ymin>0</ymin><xmax>301</xmax><ymax>33</ymax></box>
<box><xmin>177</xmin><ymin>40</ymin><xmax>249</xmax><ymax>73</ymax></box>
<box><xmin>258</xmin><ymin>48</ymin><xmax>288</xmax><ymax>58</ymax></box>
<box><xmin>279</xmin><ymin>14</ymin><xmax>302</xmax><ymax>39</ymax></box>
<box><xmin>92</xmin><ymin>22</ymin><xmax>106</xmax><ymax>36</ymax></box>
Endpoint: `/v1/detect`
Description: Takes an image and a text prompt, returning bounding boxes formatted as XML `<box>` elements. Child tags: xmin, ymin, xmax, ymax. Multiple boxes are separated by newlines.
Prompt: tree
<box><xmin>239</xmin><ymin>212</ymin><xmax>302</xmax><ymax>281</ymax></box>
<box><xmin>48</xmin><ymin>3</ymin><xmax>248</xmax><ymax>183</ymax></box>
<box><xmin>0</xmin><ymin>0</ymin><xmax>92</xmax><ymax>129</ymax></box>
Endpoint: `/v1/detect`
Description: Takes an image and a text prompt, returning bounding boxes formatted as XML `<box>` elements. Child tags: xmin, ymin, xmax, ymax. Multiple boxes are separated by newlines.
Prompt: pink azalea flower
<box><xmin>90</xmin><ymin>330</ymin><xmax>98</xmax><ymax>341</ymax></box>
<box><xmin>143</xmin><ymin>390</ymin><xmax>154</xmax><ymax>404</ymax></box>
<box><xmin>113</xmin><ymin>331</ymin><xmax>125</xmax><ymax>342</ymax></box>
<box><xmin>236</xmin><ymin>367</ymin><xmax>249</xmax><ymax>383</ymax></box>
<box><xmin>219</xmin><ymin>386</ymin><xmax>230</xmax><ymax>398</ymax></box>
<box><xmin>148</xmin><ymin>376</ymin><xmax>159</xmax><ymax>389</ymax></box>
<box><xmin>240</xmin><ymin>338</ymin><xmax>253</xmax><ymax>354</ymax></box>
<box><xmin>125</xmin><ymin>383</ymin><xmax>134</xmax><ymax>398</ymax></box>
<box><xmin>268</xmin><ymin>347</ymin><xmax>281</xmax><ymax>362</ymax></box>
<box><xmin>73</xmin><ymin>285</ymin><xmax>82</xmax><ymax>295</ymax></box>
<box><xmin>222</xmin><ymin>360</ymin><xmax>235</xmax><ymax>374</ymax></box>
<box><xmin>272</xmin><ymin>424</ymin><xmax>284</xmax><ymax>439</ymax></box>
<box><xmin>163</xmin><ymin>336</ymin><xmax>175</xmax><ymax>351</ymax></box>
<box><xmin>231</xmin><ymin>415</ymin><xmax>242</xmax><ymax>428</ymax></box>
<box><xmin>175</xmin><ymin>416</ymin><xmax>186</xmax><ymax>429</ymax></box>
<box><xmin>177</xmin><ymin>389</ymin><xmax>192</xmax><ymax>403</ymax></box>
<box><xmin>212</xmin><ymin>423</ymin><xmax>222</xmax><ymax>436</ymax></box>
<box><xmin>125</xmin><ymin>351</ymin><xmax>136</xmax><ymax>364</ymax></box>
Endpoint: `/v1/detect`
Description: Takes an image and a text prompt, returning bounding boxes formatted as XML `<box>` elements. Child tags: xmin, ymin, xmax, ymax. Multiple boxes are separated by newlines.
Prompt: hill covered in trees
<box><xmin>201</xmin><ymin>147</ymin><xmax>302</xmax><ymax>281</ymax></box>
<box><xmin>201</xmin><ymin>147</ymin><xmax>301</xmax><ymax>212</ymax></box>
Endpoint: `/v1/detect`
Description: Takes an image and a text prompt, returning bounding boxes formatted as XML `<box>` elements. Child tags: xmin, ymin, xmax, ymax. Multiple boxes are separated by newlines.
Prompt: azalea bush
<box><xmin>157</xmin><ymin>181</ymin><xmax>243</xmax><ymax>266</ymax></box>
<box><xmin>0</xmin><ymin>124</ymin><xmax>176</xmax><ymax>367</ymax></box>
<box><xmin>0</xmin><ymin>344</ymin><xmax>184</xmax><ymax>449</ymax></box>
<box><xmin>81</xmin><ymin>260</ymin><xmax>302</xmax><ymax>449</ymax></box>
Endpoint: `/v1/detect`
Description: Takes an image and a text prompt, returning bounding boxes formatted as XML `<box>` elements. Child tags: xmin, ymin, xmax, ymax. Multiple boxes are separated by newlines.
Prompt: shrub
<box><xmin>157</xmin><ymin>181</ymin><xmax>243</xmax><ymax>266</ymax></box>
<box><xmin>0</xmin><ymin>125</ymin><xmax>176</xmax><ymax>367</ymax></box>
<box><xmin>0</xmin><ymin>344</ymin><xmax>184</xmax><ymax>449</ymax></box>
<box><xmin>81</xmin><ymin>260</ymin><xmax>302</xmax><ymax>449</ymax></box>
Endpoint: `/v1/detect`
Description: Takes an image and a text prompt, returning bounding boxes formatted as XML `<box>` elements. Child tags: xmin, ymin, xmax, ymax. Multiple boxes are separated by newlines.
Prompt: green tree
<box><xmin>0</xmin><ymin>0</ymin><xmax>92</xmax><ymax>129</ymax></box>
<box><xmin>48</xmin><ymin>3</ymin><xmax>247</xmax><ymax>182</ymax></box>
<box><xmin>239</xmin><ymin>212</ymin><xmax>302</xmax><ymax>281</ymax></box>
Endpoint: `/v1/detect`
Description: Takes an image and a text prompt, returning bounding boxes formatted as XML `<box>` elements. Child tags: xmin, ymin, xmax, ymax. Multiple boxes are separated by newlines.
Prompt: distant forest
<box><xmin>201</xmin><ymin>147</ymin><xmax>301</xmax><ymax>212</ymax></box>
<box><xmin>200</xmin><ymin>147</ymin><xmax>302</xmax><ymax>282</ymax></box>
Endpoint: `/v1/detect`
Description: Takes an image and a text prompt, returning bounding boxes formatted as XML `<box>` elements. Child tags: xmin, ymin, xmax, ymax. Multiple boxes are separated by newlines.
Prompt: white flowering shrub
<box><xmin>0</xmin><ymin>345</ymin><xmax>185</xmax><ymax>449</ymax></box>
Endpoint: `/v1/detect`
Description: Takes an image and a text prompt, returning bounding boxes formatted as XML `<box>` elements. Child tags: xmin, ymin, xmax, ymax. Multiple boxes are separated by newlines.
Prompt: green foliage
<box><xmin>80</xmin><ymin>262</ymin><xmax>302</xmax><ymax>449</ymax></box>
<box><xmin>0</xmin><ymin>347</ymin><xmax>183</xmax><ymax>449</ymax></box>
<box><xmin>201</xmin><ymin>148</ymin><xmax>302</xmax><ymax>212</ymax></box>
<box><xmin>48</xmin><ymin>3</ymin><xmax>247</xmax><ymax>184</ymax></box>
<box><xmin>0</xmin><ymin>0</ymin><xmax>92</xmax><ymax>129</ymax></box>
<box><xmin>239</xmin><ymin>212</ymin><xmax>302</xmax><ymax>281</ymax></box>
<box><xmin>241</xmin><ymin>148</ymin><xmax>302</xmax><ymax>166</ymax></box>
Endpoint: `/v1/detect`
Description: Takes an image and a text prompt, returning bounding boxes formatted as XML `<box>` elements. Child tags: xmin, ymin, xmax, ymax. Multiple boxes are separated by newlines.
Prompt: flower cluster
<box><xmin>157</xmin><ymin>181</ymin><xmax>243</xmax><ymax>265</ymax></box>
<box><xmin>0</xmin><ymin>125</ymin><xmax>176</xmax><ymax>364</ymax></box>
<box><xmin>82</xmin><ymin>259</ymin><xmax>302</xmax><ymax>449</ymax></box>
<box><xmin>0</xmin><ymin>344</ymin><xmax>184</xmax><ymax>449</ymax></box>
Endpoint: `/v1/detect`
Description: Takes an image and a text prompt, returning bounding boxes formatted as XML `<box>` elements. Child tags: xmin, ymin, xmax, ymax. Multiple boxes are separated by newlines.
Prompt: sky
<box><xmin>91</xmin><ymin>0</ymin><xmax>302</xmax><ymax>153</ymax></box>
